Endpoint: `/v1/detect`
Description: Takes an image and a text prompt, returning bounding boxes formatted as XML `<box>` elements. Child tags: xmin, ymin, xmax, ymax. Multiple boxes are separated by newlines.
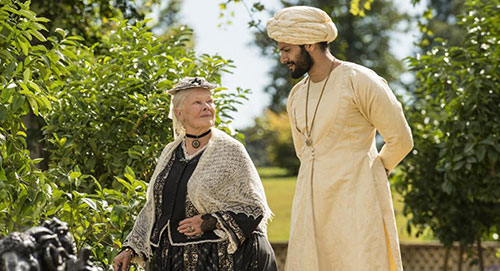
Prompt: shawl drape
<box><xmin>123</xmin><ymin>128</ymin><xmax>272</xmax><ymax>267</ymax></box>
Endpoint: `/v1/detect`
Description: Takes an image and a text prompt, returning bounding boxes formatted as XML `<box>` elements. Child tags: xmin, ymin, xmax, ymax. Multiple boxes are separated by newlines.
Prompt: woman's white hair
<box><xmin>169</xmin><ymin>88</ymin><xmax>194</xmax><ymax>139</ymax></box>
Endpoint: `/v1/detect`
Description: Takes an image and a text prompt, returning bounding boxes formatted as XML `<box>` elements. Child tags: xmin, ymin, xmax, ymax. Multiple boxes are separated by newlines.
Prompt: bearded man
<box><xmin>266</xmin><ymin>6</ymin><xmax>413</xmax><ymax>271</ymax></box>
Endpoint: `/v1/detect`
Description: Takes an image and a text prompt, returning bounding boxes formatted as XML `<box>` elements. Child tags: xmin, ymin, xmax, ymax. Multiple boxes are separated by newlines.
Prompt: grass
<box><xmin>259</xmin><ymin>167</ymin><xmax>432</xmax><ymax>242</ymax></box>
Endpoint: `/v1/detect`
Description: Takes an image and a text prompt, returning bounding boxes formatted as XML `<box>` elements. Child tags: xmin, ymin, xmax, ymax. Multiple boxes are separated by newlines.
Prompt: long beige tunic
<box><xmin>285</xmin><ymin>61</ymin><xmax>413</xmax><ymax>271</ymax></box>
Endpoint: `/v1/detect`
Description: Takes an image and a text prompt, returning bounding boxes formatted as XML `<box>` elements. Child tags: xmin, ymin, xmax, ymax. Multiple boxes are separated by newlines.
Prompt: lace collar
<box><xmin>181</xmin><ymin>140</ymin><xmax>208</xmax><ymax>160</ymax></box>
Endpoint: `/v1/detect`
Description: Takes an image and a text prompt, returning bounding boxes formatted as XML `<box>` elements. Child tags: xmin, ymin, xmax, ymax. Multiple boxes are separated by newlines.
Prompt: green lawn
<box><xmin>259</xmin><ymin>167</ymin><xmax>431</xmax><ymax>242</ymax></box>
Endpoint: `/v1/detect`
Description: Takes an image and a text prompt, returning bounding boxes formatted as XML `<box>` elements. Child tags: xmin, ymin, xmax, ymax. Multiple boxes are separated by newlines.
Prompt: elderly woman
<box><xmin>113</xmin><ymin>77</ymin><xmax>277</xmax><ymax>271</ymax></box>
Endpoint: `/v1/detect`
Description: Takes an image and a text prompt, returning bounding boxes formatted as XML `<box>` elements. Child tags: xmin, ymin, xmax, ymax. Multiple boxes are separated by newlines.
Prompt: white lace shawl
<box><xmin>123</xmin><ymin>128</ymin><xmax>273</xmax><ymax>266</ymax></box>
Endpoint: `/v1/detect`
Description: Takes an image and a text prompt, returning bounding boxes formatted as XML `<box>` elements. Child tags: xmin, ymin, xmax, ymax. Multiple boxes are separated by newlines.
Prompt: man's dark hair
<box><xmin>300</xmin><ymin>42</ymin><xmax>330</xmax><ymax>52</ymax></box>
<box><xmin>318</xmin><ymin>41</ymin><xmax>329</xmax><ymax>51</ymax></box>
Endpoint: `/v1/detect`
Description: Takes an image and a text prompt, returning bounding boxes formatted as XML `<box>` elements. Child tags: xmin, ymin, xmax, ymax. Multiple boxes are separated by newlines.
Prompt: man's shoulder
<box><xmin>291</xmin><ymin>76</ymin><xmax>308</xmax><ymax>90</ymax></box>
<box><xmin>286</xmin><ymin>77</ymin><xmax>308</xmax><ymax>112</ymax></box>
<box><xmin>289</xmin><ymin>77</ymin><xmax>308</xmax><ymax>97</ymax></box>
<box><xmin>341</xmin><ymin>61</ymin><xmax>378</xmax><ymax>78</ymax></box>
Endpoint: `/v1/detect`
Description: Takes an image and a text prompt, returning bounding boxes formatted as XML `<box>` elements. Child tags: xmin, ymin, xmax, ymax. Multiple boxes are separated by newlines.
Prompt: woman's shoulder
<box><xmin>158</xmin><ymin>137</ymin><xmax>183</xmax><ymax>158</ymax></box>
<box><xmin>211</xmin><ymin>128</ymin><xmax>246</xmax><ymax>153</ymax></box>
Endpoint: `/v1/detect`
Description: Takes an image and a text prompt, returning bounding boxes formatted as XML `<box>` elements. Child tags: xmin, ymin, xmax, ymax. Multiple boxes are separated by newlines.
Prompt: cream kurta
<box><xmin>285</xmin><ymin>61</ymin><xmax>413</xmax><ymax>271</ymax></box>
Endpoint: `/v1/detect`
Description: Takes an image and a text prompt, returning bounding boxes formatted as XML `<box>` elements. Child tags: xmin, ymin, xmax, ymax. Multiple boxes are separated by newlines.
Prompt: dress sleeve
<box><xmin>205</xmin><ymin>211</ymin><xmax>262</xmax><ymax>253</ymax></box>
<box><xmin>349</xmin><ymin>67</ymin><xmax>414</xmax><ymax>172</ymax></box>
<box><xmin>122</xmin><ymin>200</ymin><xmax>154</xmax><ymax>267</ymax></box>
<box><xmin>121</xmin><ymin>143</ymin><xmax>176</xmax><ymax>266</ymax></box>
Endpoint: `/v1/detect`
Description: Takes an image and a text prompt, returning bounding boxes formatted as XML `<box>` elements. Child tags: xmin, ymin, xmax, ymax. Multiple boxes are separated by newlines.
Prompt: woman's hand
<box><xmin>178</xmin><ymin>214</ymin><xmax>204</xmax><ymax>236</ymax></box>
<box><xmin>113</xmin><ymin>249</ymin><xmax>133</xmax><ymax>271</ymax></box>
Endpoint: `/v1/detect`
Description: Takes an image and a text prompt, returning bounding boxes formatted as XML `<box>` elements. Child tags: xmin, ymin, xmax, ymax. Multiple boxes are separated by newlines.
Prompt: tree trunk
<box><xmin>457</xmin><ymin>243</ymin><xmax>464</xmax><ymax>271</ymax></box>
<box><xmin>442</xmin><ymin>246</ymin><xmax>450</xmax><ymax>271</ymax></box>
<box><xmin>22</xmin><ymin>112</ymin><xmax>48</xmax><ymax>170</ymax></box>
<box><xmin>477</xmin><ymin>237</ymin><xmax>484</xmax><ymax>271</ymax></box>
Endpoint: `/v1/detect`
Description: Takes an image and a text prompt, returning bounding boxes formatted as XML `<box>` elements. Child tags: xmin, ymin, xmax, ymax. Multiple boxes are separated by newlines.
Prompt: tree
<box><xmin>28</xmin><ymin>0</ymin><xmax>164</xmax><ymax>45</ymax></box>
<box><xmin>416</xmin><ymin>0</ymin><xmax>467</xmax><ymax>50</ymax></box>
<box><xmin>0</xmin><ymin>0</ymin><xmax>79</xmax><ymax>233</ymax></box>
<box><xmin>1</xmin><ymin>1</ymin><xmax>249</xmax><ymax>269</ymax></box>
<box><xmin>241</xmin><ymin>110</ymin><xmax>299</xmax><ymax>174</ymax></box>
<box><xmin>42</xmin><ymin>22</ymin><xmax>244</xmax><ymax>189</ymax></box>
<box><xmin>22</xmin><ymin>0</ymin><xmax>183</xmax><ymax>172</ymax></box>
<box><xmin>394</xmin><ymin>1</ymin><xmax>500</xmax><ymax>270</ymax></box>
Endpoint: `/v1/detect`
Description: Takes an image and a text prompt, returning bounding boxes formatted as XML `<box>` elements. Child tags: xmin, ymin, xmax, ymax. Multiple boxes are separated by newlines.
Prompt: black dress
<box><xmin>148</xmin><ymin>144</ymin><xmax>277</xmax><ymax>271</ymax></box>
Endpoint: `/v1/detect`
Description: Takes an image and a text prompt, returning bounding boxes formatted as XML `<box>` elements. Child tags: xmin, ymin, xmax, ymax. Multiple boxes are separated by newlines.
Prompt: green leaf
<box><xmin>81</xmin><ymin>198</ymin><xmax>97</xmax><ymax>211</ymax></box>
<box><xmin>476</xmin><ymin>145</ymin><xmax>486</xmax><ymax>162</ymax></box>
<box><xmin>0</xmin><ymin>49</ymin><xmax>14</xmax><ymax>62</ymax></box>
<box><xmin>125</xmin><ymin>166</ymin><xmax>136</xmax><ymax>178</ymax></box>
<box><xmin>466</xmin><ymin>156</ymin><xmax>476</xmax><ymax>164</ymax></box>
<box><xmin>115</xmin><ymin>177</ymin><xmax>131</xmax><ymax>190</ymax></box>
<box><xmin>452</xmin><ymin>153</ymin><xmax>463</xmax><ymax>162</ymax></box>
<box><xmin>29</xmin><ymin>29</ymin><xmax>46</xmax><ymax>42</ymax></box>
<box><xmin>0</xmin><ymin>104</ymin><xmax>7</xmax><ymax>122</ymax></box>
<box><xmin>3</xmin><ymin>7</ymin><xmax>19</xmax><ymax>16</ymax></box>
<box><xmin>70</xmin><ymin>171</ymin><xmax>82</xmax><ymax>180</ymax></box>
<box><xmin>67</xmin><ymin>35</ymin><xmax>84</xmax><ymax>41</ymax></box>
<box><xmin>0</xmin><ymin>167</ymin><xmax>6</xmax><ymax>181</ymax></box>
<box><xmin>17</xmin><ymin>40</ymin><xmax>29</xmax><ymax>56</ymax></box>
<box><xmin>55</xmin><ymin>28</ymin><xmax>66</xmax><ymax>38</ymax></box>
<box><xmin>18</xmin><ymin>82</ymin><xmax>33</xmax><ymax>95</ymax></box>
<box><xmin>27</xmin><ymin>81</ymin><xmax>41</xmax><ymax>93</ymax></box>
<box><xmin>12</xmin><ymin>94</ymin><xmax>25</xmax><ymax>112</ymax></box>
<box><xmin>39</xmin><ymin>96</ymin><xmax>52</xmax><ymax>110</ymax></box>
<box><xmin>464</xmin><ymin>143</ymin><xmax>475</xmax><ymax>155</ymax></box>
<box><xmin>35</xmin><ymin>17</ymin><xmax>50</xmax><ymax>23</ymax></box>
<box><xmin>127</xmin><ymin>149</ymin><xmax>142</xmax><ymax>159</ymax></box>
<box><xmin>27</xmin><ymin>96</ymin><xmax>38</xmax><ymax>115</ymax></box>
<box><xmin>5</xmin><ymin>62</ymin><xmax>16</xmax><ymax>75</ymax></box>
<box><xmin>453</xmin><ymin>161</ymin><xmax>465</xmax><ymax>171</ymax></box>
<box><xmin>61</xmin><ymin>48</ymin><xmax>78</xmax><ymax>60</ymax></box>
<box><xmin>18</xmin><ymin>10</ymin><xmax>36</xmax><ymax>21</ymax></box>
<box><xmin>23</xmin><ymin>68</ymin><xmax>32</xmax><ymax>82</ymax></box>
<box><xmin>441</xmin><ymin>181</ymin><xmax>453</xmax><ymax>194</ymax></box>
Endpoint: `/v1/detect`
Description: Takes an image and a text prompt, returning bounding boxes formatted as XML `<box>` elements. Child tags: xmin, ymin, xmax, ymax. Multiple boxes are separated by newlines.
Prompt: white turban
<box><xmin>266</xmin><ymin>6</ymin><xmax>338</xmax><ymax>45</ymax></box>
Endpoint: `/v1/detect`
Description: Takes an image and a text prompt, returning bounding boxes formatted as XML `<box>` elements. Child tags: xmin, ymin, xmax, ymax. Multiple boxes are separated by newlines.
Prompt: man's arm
<box><xmin>350</xmin><ymin>67</ymin><xmax>413</xmax><ymax>172</ymax></box>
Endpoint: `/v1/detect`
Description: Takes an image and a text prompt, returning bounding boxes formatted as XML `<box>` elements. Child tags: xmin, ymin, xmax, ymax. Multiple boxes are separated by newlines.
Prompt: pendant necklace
<box><xmin>186</xmin><ymin>129</ymin><xmax>211</xmax><ymax>148</ymax></box>
<box><xmin>304</xmin><ymin>60</ymin><xmax>336</xmax><ymax>147</ymax></box>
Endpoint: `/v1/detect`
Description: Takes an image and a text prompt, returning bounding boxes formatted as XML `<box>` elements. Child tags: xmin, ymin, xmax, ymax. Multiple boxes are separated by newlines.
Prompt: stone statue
<box><xmin>0</xmin><ymin>218</ymin><xmax>98</xmax><ymax>271</ymax></box>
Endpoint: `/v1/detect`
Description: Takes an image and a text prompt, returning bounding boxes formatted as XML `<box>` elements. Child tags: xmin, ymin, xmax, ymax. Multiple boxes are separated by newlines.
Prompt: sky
<box><xmin>178</xmin><ymin>0</ymin><xmax>282</xmax><ymax>129</ymax></box>
<box><xmin>174</xmin><ymin>0</ymin><xmax>425</xmax><ymax>129</ymax></box>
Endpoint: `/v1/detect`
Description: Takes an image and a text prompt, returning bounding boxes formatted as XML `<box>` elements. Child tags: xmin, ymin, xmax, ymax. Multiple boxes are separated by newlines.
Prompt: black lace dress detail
<box><xmin>149</xmin><ymin>144</ymin><xmax>278</xmax><ymax>271</ymax></box>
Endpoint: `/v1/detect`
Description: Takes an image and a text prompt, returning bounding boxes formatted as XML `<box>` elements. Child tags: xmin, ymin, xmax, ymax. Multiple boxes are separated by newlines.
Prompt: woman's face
<box><xmin>176</xmin><ymin>88</ymin><xmax>215</xmax><ymax>133</ymax></box>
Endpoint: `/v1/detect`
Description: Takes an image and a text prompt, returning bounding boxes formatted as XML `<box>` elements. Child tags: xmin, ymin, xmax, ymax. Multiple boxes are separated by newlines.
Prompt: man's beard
<box><xmin>289</xmin><ymin>47</ymin><xmax>313</xmax><ymax>79</ymax></box>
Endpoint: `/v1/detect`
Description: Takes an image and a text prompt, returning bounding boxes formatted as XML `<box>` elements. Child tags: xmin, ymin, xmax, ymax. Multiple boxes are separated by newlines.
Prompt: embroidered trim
<box><xmin>220</xmin><ymin>212</ymin><xmax>246</xmax><ymax>245</ymax></box>
<box><xmin>167</xmin><ymin>223</ymin><xmax>225</xmax><ymax>246</ymax></box>
<box><xmin>150</xmin><ymin>153</ymin><xmax>176</xmax><ymax>244</ymax></box>
<box><xmin>212</xmin><ymin>212</ymin><xmax>245</xmax><ymax>254</ymax></box>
